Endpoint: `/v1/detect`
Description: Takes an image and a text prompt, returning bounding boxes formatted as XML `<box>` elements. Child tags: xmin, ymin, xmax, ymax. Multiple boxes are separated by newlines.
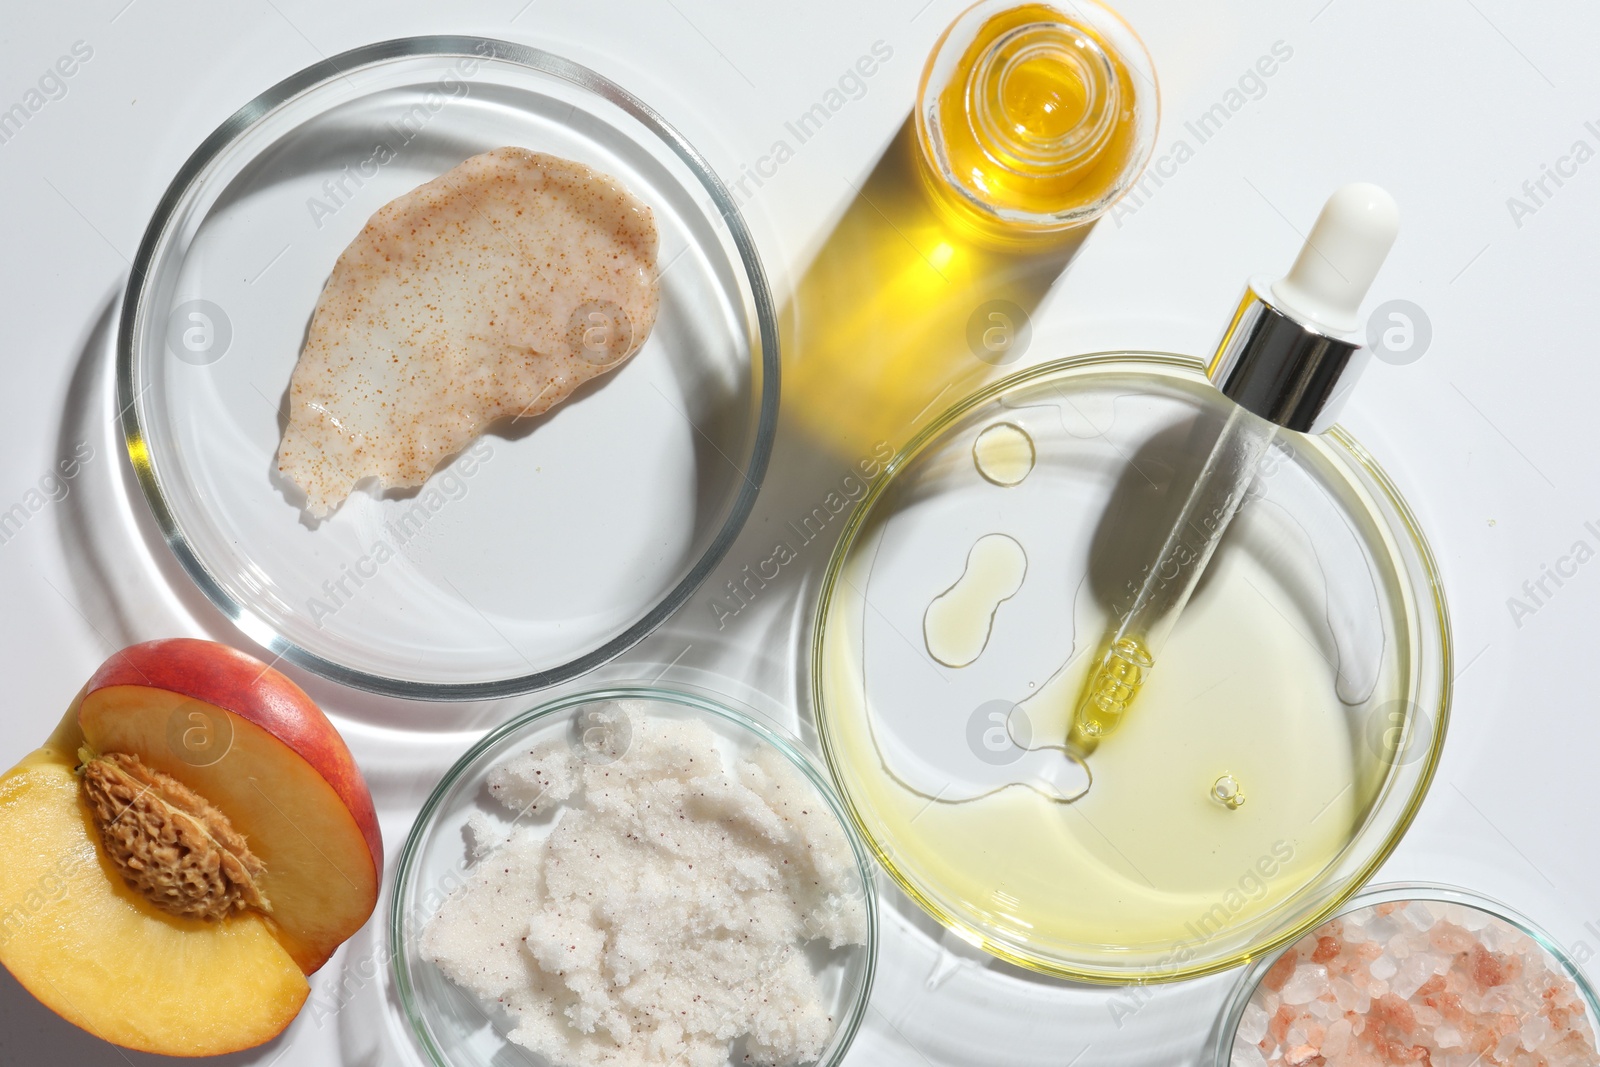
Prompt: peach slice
<box><xmin>0</xmin><ymin>742</ymin><xmax>308</xmax><ymax>1055</ymax></box>
<box><xmin>0</xmin><ymin>639</ymin><xmax>383</xmax><ymax>1056</ymax></box>
<box><xmin>77</xmin><ymin>639</ymin><xmax>383</xmax><ymax>973</ymax></box>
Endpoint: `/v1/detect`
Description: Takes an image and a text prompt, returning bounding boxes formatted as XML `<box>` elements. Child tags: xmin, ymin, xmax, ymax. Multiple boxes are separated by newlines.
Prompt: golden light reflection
<box><xmin>780</xmin><ymin>119</ymin><xmax>1085</xmax><ymax>463</ymax></box>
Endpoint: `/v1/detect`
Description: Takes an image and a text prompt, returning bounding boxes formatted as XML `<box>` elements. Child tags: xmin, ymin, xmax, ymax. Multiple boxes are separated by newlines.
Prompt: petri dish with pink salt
<box><xmin>1216</xmin><ymin>882</ymin><xmax>1600</xmax><ymax>1067</ymax></box>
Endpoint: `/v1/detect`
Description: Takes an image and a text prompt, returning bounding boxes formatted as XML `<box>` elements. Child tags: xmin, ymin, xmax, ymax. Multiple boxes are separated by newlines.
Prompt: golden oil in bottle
<box><xmin>914</xmin><ymin>0</ymin><xmax>1157</xmax><ymax>244</ymax></box>
<box><xmin>780</xmin><ymin>2</ymin><xmax>1152</xmax><ymax>462</ymax></box>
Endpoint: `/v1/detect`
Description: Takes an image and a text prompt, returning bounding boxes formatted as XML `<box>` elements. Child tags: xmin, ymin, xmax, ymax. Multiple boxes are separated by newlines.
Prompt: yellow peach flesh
<box><xmin>0</xmin><ymin>749</ymin><xmax>307</xmax><ymax>1056</ymax></box>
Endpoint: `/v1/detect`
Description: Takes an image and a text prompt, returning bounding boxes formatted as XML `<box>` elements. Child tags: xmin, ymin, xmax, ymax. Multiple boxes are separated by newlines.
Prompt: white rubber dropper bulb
<box><xmin>1269</xmin><ymin>183</ymin><xmax>1400</xmax><ymax>336</ymax></box>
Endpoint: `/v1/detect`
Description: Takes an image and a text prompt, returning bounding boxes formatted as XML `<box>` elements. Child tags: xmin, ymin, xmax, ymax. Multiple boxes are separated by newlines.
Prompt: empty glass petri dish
<box><xmin>118</xmin><ymin>37</ymin><xmax>778</xmax><ymax>699</ymax></box>
<box><xmin>812</xmin><ymin>352</ymin><xmax>1451</xmax><ymax>983</ymax></box>
<box><xmin>391</xmin><ymin>684</ymin><xmax>878</xmax><ymax>1067</ymax></box>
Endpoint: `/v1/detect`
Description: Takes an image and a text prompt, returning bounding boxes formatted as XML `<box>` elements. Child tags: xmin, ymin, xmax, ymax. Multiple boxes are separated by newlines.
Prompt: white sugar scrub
<box><xmin>1231</xmin><ymin>897</ymin><xmax>1599</xmax><ymax>1067</ymax></box>
<box><xmin>420</xmin><ymin>703</ymin><xmax>870</xmax><ymax>1067</ymax></box>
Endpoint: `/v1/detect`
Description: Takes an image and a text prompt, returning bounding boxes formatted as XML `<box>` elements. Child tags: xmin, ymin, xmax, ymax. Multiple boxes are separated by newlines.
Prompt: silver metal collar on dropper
<box><xmin>1207</xmin><ymin>183</ymin><xmax>1401</xmax><ymax>435</ymax></box>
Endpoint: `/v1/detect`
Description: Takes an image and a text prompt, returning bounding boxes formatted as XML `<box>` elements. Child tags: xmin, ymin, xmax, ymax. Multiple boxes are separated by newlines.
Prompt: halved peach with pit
<box><xmin>0</xmin><ymin>639</ymin><xmax>383</xmax><ymax>1056</ymax></box>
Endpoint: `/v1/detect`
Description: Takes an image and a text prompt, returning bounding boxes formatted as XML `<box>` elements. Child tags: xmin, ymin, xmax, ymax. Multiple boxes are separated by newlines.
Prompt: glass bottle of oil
<box><xmin>780</xmin><ymin>1</ymin><xmax>1157</xmax><ymax>466</ymax></box>
<box><xmin>914</xmin><ymin>0</ymin><xmax>1158</xmax><ymax>244</ymax></box>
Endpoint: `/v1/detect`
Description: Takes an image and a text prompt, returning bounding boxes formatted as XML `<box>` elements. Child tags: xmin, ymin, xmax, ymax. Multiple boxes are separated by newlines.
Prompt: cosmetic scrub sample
<box><xmin>421</xmin><ymin>707</ymin><xmax>868</xmax><ymax>1067</ymax></box>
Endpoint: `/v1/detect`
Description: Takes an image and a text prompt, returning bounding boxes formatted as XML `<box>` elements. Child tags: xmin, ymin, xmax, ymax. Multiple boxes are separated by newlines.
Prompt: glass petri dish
<box><xmin>1213</xmin><ymin>882</ymin><xmax>1600</xmax><ymax>1067</ymax></box>
<box><xmin>118</xmin><ymin>37</ymin><xmax>778</xmax><ymax>699</ymax></box>
<box><xmin>812</xmin><ymin>352</ymin><xmax>1451</xmax><ymax>983</ymax></box>
<box><xmin>391</xmin><ymin>684</ymin><xmax>878</xmax><ymax>1067</ymax></box>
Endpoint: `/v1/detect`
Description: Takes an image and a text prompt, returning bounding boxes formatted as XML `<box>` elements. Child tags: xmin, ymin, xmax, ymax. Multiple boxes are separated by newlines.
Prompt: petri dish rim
<box><xmin>389</xmin><ymin>682</ymin><xmax>880</xmax><ymax>1067</ymax></box>
<box><xmin>116</xmin><ymin>36</ymin><xmax>781</xmax><ymax>701</ymax></box>
<box><xmin>1211</xmin><ymin>880</ymin><xmax>1600</xmax><ymax>1067</ymax></box>
<box><xmin>810</xmin><ymin>350</ymin><xmax>1453</xmax><ymax>984</ymax></box>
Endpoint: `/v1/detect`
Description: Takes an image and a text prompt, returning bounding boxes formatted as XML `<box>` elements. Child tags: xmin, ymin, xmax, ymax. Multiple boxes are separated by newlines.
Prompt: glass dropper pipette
<box><xmin>1071</xmin><ymin>183</ymin><xmax>1401</xmax><ymax>754</ymax></box>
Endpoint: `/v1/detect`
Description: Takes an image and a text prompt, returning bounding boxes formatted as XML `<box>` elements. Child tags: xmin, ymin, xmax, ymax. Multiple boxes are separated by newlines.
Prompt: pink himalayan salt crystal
<box><xmin>1235</xmin><ymin>899</ymin><xmax>1598</xmax><ymax>1067</ymax></box>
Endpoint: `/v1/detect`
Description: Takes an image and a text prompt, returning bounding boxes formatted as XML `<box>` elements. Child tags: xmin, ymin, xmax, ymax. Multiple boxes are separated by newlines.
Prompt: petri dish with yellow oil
<box><xmin>811</xmin><ymin>353</ymin><xmax>1450</xmax><ymax>983</ymax></box>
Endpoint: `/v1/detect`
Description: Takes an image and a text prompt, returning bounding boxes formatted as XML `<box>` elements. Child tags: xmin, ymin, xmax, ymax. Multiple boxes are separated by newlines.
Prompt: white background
<box><xmin>3</xmin><ymin>1</ymin><xmax>1598</xmax><ymax>1064</ymax></box>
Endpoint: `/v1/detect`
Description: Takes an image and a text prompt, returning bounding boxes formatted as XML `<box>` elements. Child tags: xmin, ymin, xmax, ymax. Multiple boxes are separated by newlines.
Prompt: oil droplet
<box><xmin>1212</xmin><ymin>774</ymin><xmax>1246</xmax><ymax>810</ymax></box>
<box><xmin>973</xmin><ymin>422</ymin><xmax>1035</xmax><ymax>487</ymax></box>
<box><xmin>924</xmin><ymin>533</ymin><xmax>1027</xmax><ymax>668</ymax></box>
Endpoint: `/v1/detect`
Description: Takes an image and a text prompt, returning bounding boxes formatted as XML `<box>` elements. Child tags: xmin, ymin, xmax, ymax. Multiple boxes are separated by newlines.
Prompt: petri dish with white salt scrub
<box><xmin>392</xmin><ymin>686</ymin><xmax>878</xmax><ymax>1067</ymax></box>
<box><xmin>1215</xmin><ymin>883</ymin><xmax>1600</xmax><ymax>1067</ymax></box>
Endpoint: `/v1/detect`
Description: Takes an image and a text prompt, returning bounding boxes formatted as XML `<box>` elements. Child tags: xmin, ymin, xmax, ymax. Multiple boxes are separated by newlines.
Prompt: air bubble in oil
<box><xmin>1212</xmin><ymin>774</ymin><xmax>1246</xmax><ymax>810</ymax></box>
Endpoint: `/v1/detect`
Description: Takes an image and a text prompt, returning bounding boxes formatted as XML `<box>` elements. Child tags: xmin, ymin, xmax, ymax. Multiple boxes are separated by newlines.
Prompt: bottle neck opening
<box><xmin>967</xmin><ymin>21</ymin><xmax>1121</xmax><ymax>175</ymax></box>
